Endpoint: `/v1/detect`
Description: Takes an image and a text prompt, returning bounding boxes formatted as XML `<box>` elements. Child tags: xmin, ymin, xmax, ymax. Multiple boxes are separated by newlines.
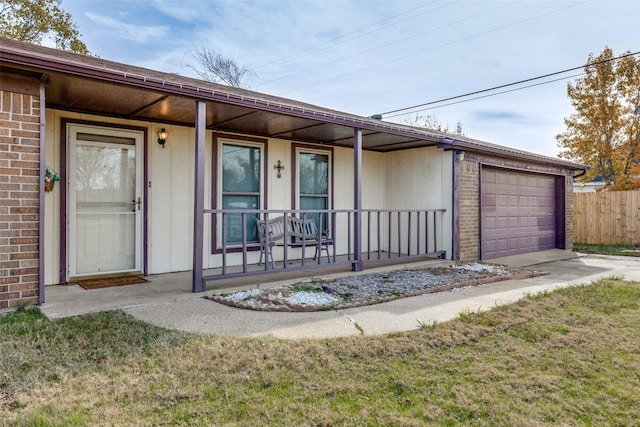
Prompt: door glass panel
<box><xmin>300</xmin><ymin>196</ymin><xmax>328</xmax><ymax>231</ymax></box>
<box><xmin>299</xmin><ymin>152</ymin><xmax>329</xmax><ymax>232</ymax></box>
<box><xmin>299</xmin><ymin>153</ymin><xmax>328</xmax><ymax>194</ymax></box>
<box><xmin>75</xmin><ymin>143</ymin><xmax>136</xmax><ymax>274</ymax></box>
<box><xmin>222</xmin><ymin>144</ymin><xmax>260</xmax><ymax>192</ymax></box>
<box><xmin>221</xmin><ymin>143</ymin><xmax>261</xmax><ymax>244</ymax></box>
<box><xmin>222</xmin><ymin>195</ymin><xmax>259</xmax><ymax>244</ymax></box>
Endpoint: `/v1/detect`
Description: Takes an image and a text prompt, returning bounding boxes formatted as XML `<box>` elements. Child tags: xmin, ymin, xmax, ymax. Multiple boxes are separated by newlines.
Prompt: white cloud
<box><xmin>85</xmin><ymin>12</ymin><xmax>168</xmax><ymax>43</ymax></box>
<box><xmin>149</xmin><ymin>0</ymin><xmax>212</xmax><ymax>22</ymax></box>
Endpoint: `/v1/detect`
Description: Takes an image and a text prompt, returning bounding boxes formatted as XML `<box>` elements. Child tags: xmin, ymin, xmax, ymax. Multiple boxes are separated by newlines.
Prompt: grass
<box><xmin>2</xmin><ymin>278</ymin><xmax>640</xmax><ymax>425</ymax></box>
<box><xmin>574</xmin><ymin>242</ymin><xmax>640</xmax><ymax>257</ymax></box>
<box><xmin>291</xmin><ymin>283</ymin><xmax>323</xmax><ymax>293</ymax></box>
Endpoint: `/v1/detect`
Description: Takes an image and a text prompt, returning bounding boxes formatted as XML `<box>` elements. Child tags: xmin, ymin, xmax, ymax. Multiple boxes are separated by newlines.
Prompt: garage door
<box><xmin>481</xmin><ymin>167</ymin><xmax>556</xmax><ymax>259</ymax></box>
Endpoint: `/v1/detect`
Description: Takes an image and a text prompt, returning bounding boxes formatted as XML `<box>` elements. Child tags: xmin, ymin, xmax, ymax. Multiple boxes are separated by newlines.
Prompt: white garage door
<box><xmin>481</xmin><ymin>167</ymin><xmax>557</xmax><ymax>259</ymax></box>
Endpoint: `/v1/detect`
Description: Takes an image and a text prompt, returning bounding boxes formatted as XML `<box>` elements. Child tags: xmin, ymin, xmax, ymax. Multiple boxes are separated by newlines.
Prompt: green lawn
<box><xmin>2</xmin><ymin>277</ymin><xmax>640</xmax><ymax>426</ymax></box>
<box><xmin>574</xmin><ymin>243</ymin><xmax>640</xmax><ymax>257</ymax></box>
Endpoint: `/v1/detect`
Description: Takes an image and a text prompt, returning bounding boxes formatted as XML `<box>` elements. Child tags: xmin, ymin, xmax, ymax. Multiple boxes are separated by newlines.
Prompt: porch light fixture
<box><xmin>157</xmin><ymin>128</ymin><xmax>169</xmax><ymax>148</ymax></box>
<box><xmin>455</xmin><ymin>149</ymin><xmax>465</xmax><ymax>161</ymax></box>
<box><xmin>274</xmin><ymin>160</ymin><xmax>284</xmax><ymax>178</ymax></box>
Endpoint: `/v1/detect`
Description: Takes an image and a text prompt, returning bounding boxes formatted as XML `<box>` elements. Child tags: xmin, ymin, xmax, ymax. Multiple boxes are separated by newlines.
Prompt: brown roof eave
<box><xmin>437</xmin><ymin>138</ymin><xmax>587</xmax><ymax>171</ymax></box>
<box><xmin>0</xmin><ymin>40</ymin><xmax>450</xmax><ymax>146</ymax></box>
<box><xmin>0</xmin><ymin>38</ymin><xmax>587</xmax><ymax>166</ymax></box>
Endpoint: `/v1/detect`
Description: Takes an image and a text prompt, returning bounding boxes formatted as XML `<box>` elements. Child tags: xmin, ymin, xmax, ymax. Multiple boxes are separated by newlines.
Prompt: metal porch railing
<box><xmin>201</xmin><ymin>208</ymin><xmax>446</xmax><ymax>283</ymax></box>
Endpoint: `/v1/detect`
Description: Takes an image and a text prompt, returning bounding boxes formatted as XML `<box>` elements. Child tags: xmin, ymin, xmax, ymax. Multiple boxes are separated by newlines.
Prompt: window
<box><xmin>297</xmin><ymin>149</ymin><xmax>331</xmax><ymax>232</ymax></box>
<box><xmin>221</xmin><ymin>142</ymin><xmax>262</xmax><ymax>244</ymax></box>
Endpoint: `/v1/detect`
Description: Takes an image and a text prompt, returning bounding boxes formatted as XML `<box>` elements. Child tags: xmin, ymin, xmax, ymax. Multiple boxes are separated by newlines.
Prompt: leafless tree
<box><xmin>189</xmin><ymin>44</ymin><xmax>254</xmax><ymax>88</ymax></box>
<box><xmin>405</xmin><ymin>113</ymin><xmax>465</xmax><ymax>136</ymax></box>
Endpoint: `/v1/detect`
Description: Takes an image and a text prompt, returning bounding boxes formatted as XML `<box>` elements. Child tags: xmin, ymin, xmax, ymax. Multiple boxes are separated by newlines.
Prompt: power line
<box><xmin>384</xmin><ymin>73</ymin><xmax>586</xmax><ymax>119</ymax></box>
<box><xmin>258</xmin><ymin>1</ymin><xmax>515</xmax><ymax>87</ymax></box>
<box><xmin>379</xmin><ymin>50</ymin><xmax>640</xmax><ymax>118</ymax></box>
<box><xmin>276</xmin><ymin>0</ymin><xmax>589</xmax><ymax>97</ymax></box>
<box><xmin>253</xmin><ymin>1</ymin><xmax>444</xmax><ymax>73</ymax></box>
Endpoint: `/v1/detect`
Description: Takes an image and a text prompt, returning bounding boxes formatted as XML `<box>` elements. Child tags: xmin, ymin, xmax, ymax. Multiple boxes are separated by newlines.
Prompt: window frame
<box><xmin>211</xmin><ymin>133</ymin><xmax>268</xmax><ymax>253</ymax></box>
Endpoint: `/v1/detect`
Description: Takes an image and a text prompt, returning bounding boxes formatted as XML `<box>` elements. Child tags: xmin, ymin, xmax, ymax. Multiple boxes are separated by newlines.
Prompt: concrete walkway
<box><xmin>39</xmin><ymin>250</ymin><xmax>640</xmax><ymax>339</ymax></box>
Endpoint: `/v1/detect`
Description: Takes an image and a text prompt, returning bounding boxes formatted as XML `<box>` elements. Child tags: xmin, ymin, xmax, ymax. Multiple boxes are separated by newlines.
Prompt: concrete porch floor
<box><xmin>40</xmin><ymin>255</ymin><xmax>451</xmax><ymax>319</ymax></box>
<box><xmin>38</xmin><ymin>249</ymin><xmax>640</xmax><ymax>339</ymax></box>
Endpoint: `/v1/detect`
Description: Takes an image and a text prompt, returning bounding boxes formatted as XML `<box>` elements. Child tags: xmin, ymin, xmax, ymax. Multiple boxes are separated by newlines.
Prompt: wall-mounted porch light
<box><xmin>455</xmin><ymin>149</ymin><xmax>465</xmax><ymax>161</ymax></box>
<box><xmin>274</xmin><ymin>160</ymin><xmax>284</xmax><ymax>178</ymax></box>
<box><xmin>157</xmin><ymin>128</ymin><xmax>169</xmax><ymax>148</ymax></box>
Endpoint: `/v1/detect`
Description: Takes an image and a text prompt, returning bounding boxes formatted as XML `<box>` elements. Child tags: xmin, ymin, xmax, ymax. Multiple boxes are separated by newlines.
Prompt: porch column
<box><xmin>353</xmin><ymin>128</ymin><xmax>363</xmax><ymax>272</ymax></box>
<box><xmin>192</xmin><ymin>101</ymin><xmax>206</xmax><ymax>292</ymax></box>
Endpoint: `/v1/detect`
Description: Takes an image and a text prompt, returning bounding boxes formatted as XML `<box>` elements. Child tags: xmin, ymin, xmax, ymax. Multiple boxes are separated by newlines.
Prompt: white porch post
<box><xmin>353</xmin><ymin>128</ymin><xmax>363</xmax><ymax>272</ymax></box>
<box><xmin>192</xmin><ymin>101</ymin><xmax>206</xmax><ymax>292</ymax></box>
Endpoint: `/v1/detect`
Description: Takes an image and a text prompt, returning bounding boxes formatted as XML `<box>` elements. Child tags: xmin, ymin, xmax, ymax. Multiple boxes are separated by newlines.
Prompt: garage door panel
<box><xmin>539</xmin><ymin>215</ymin><xmax>555</xmax><ymax>227</ymax></box>
<box><xmin>518</xmin><ymin>196</ymin><xmax>528</xmax><ymax>207</ymax></box>
<box><xmin>481</xmin><ymin>167</ymin><xmax>557</xmax><ymax>259</ymax></box>
<box><xmin>484</xmin><ymin>217</ymin><xmax>496</xmax><ymax>230</ymax></box>
<box><xmin>510</xmin><ymin>237</ymin><xmax>521</xmax><ymax>249</ymax></box>
<box><xmin>517</xmin><ymin>237</ymin><xmax>531</xmax><ymax>249</ymax></box>
<box><xmin>484</xmin><ymin>169</ymin><xmax>497</xmax><ymax>183</ymax></box>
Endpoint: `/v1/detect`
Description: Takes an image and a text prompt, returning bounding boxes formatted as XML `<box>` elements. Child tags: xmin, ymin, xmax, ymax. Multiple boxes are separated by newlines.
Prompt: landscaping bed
<box><xmin>208</xmin><ymin>262</ymin><xmax>546</xmax><ymax>311</ymax></box>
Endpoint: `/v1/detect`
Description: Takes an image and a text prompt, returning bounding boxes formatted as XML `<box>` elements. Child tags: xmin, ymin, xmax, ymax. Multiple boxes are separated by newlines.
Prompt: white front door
<box><xmin>68</xmin><ymin>124</ymin><xmax>143</xmax><ymax>277</ymax></box>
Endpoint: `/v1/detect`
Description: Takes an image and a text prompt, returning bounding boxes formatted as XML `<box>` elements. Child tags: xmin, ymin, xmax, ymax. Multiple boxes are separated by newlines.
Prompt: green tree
<box><xmin>0</xmin><ymin>0</ymin><xmax>89</xmax><ymax>54</ymax></box>
<box><xmin>557</xmin><ymin>47</ymin><xmax>640</xmax><ymax>190</ymax></box>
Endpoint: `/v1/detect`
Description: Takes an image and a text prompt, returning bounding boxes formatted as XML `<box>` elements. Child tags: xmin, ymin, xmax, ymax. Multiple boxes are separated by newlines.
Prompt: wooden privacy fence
<box><xmin>574</xmin><ymin>190</ymin><xmax>640</xmax><ymax>244</ymax></box>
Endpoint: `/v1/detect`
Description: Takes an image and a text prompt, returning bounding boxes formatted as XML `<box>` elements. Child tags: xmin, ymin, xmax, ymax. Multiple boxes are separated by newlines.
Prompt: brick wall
<box><xmin>565</xmin><ymin>175</ymin><xmax>574</xmax><ymax>251</ymax></box>
<box><xmin>458</xmin><ymin>160</ymin><xmax>479</xmax><ymax>260</ymax></box>
<box><xmin>0</xmin><ymin>88</ymin><xmax>41</xmax><ymax>309</ymax></box>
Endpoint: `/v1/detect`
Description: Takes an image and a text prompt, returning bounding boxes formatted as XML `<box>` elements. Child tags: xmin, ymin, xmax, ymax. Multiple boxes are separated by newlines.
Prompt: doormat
<box><xmin>72</xmin><ymin>275</ymin><xmax>149</xmax><ymax>290</ymax></box>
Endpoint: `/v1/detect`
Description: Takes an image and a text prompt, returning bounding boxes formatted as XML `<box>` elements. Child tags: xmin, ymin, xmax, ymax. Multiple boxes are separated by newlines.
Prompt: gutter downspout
<box><xmin>573</xmin><ymin>168</ymin><xmax>587</xmax><ymax>179</ymax></box>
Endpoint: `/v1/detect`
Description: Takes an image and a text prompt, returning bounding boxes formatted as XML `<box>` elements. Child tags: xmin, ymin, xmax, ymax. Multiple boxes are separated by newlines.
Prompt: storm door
<box><xmin>68</xmin><ymin>125</ymin><xmax>143</xmax><ymax>277</ymax></box>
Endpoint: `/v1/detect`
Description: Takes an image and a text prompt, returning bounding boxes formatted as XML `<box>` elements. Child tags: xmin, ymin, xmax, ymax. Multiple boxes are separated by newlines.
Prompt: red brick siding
<box><xmin>0</xmin><ymin>90</ymin><xmax>40</xmax><ymax>309</ymax></box>
<box><xmin>565</xmin><ymin>175</ymin><xmax>574</xmax><ymax>251</ymax></box>
<box><xmin>458</xmin><ymin>160</ymin><xmax>479</xmax><ymax>261</ymax></box>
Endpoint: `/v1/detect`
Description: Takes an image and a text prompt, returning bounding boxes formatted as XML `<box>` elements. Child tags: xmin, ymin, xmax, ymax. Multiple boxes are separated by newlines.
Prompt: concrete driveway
<box><xmin>118</xmin><ymin>250</ymin><xmax>640</xmax><ymax>339</ymax></box>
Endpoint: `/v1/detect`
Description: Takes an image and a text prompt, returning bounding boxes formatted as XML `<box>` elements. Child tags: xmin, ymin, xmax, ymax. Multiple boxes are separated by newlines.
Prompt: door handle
<box><xmin>131</xmin><ymin>197</ymin><xmax>141</xmax><ymax>211</ymax></box>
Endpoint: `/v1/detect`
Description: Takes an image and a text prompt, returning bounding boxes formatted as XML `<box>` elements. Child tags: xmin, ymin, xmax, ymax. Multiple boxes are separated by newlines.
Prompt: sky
<box><xmin>59</xmin><ymin>0</ymin><xmax>639</xmax><ymax>158</ymax></box>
